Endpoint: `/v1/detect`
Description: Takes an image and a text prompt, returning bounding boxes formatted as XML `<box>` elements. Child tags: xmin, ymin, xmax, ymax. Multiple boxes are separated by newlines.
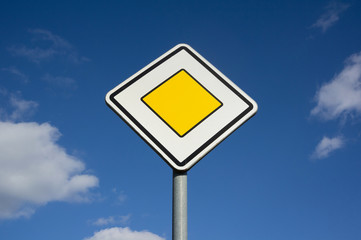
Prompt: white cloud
<box><xmin>311</xmin><ymin>136</ymin><xmax>344</xmax><ymax>159</ymax></box>
<box><xmin>0</xmin><ymin>94</ymin><xmax>98</xmax><ymax>219</ymax></box>
<box><xmin>311</xmin><ymin>51</ymin><xmax>361</xmax><ymax>120</ymax></box>
<box><xmin>92</xmin><ymin>215</ymin><xmax>131</xmax><ymax>226</ymax></box>
<box><xmin>0</xmin><ymin>121</ymin><xmax>99</xmax><ymax>219</ymax></box>
<box><xmin>84</xmin><ymin>227</ymin><xmax>165</xmax><ymax>240</ymax></box>
<box><xmin>311</xmin><ymin>1</ymin><xmax>349</xmax><ymax>32</ymax></box>
<box><xmin>8</xmin><ymin>29</ymin><xmax>88</xmax><ymax>63</ymax></box>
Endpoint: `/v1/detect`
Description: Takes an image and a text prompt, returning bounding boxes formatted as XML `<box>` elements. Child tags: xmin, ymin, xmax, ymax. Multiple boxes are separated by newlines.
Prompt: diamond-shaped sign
<box><xmin>106</xmin><ymin>44</ymin><xmax>257</xmax><ymax>171</ymax></box>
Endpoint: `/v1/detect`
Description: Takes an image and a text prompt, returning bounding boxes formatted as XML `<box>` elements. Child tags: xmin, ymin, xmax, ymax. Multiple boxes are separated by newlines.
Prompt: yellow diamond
<box><xmin>142</xmin><ymin>69</ymin><xmax>222</xmax><ymax>137</ymax></box>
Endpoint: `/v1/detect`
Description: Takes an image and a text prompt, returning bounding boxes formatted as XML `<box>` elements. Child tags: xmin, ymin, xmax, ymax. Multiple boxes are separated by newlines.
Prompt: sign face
<box><xmin>106</xmin><ymin>44</ymin><xmax>257</xmax><ymax>171</ymax></box>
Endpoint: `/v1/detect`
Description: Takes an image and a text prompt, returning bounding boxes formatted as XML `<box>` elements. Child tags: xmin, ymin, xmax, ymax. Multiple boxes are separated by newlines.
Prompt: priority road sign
<box><xmin>106</xmin><ymin>44</ymin><xmax>257</xmax><ymax>171</ymax></box>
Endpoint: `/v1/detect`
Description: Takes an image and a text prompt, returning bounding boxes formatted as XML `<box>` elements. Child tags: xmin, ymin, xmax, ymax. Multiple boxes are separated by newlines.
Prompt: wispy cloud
<box><xmin>29</xmin><ymin>29</ymin><xmax>72</xmax><ymax>49</ymax></box>
<box><xmin>92</xmin><ymin>215</ymin><xmax>131</xmax><ymax>226</ymax></box>
<box><xmin>311</xmin><ymin>51</ymin><xmax>361</xmax><ymax>120</ymax></box>
<box><xmin>84</xmin><ymin>227</ymin><xmax>165</xmax><ymax>240</ymax></box>
<box><xmin>111</xmin><ymin>188</ymin><xmax>128</xmax><ymax>205</ymax></box>
<box><xmin>117</xmin><ymin>191</ymin><xmax>127</xmax><ymax>204</ymax></box>
<box><xmin>8</xmin><ymin>45</ymin><xmax>56</xmax><ymax>63</ymax></box>
<box><xmin>0</xmin><ymin>92</ymin><xmax>38</xmax><ymax>121</ymax></box>
<box><xmin>311</xmin><ymin>1</ymin><xmax>349</xmax><ymax>32</ymax></box>
<box><xmin>42</xmin><ymin>74</ymin><xmax>77</xmax><ymax>91</ymax></box>
<box><xmin>1</xmin><ymin>67</ymin><xmax>28</xmax><ymax>83</ymax></box>
<box><xmin>8</xmin><ymin>29</ymin><xmax>89</xmax><ymax>63</ymax></box>
<box><xmin>311</xmin><ymin>136</ymin><xmax>344</xmax><ymax>159</ymax></box>
<box><xmin>8</xmin><ymin>95</ymin><xmax>38</xmax><ymax>121</ymax></box>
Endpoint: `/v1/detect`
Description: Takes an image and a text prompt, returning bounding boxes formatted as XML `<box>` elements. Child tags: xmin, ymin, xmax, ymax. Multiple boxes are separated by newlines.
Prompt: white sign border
<box><xmin>106</xmin><ymin>44</ymin><xmax>258</xmax><ymax>171</ymax></box>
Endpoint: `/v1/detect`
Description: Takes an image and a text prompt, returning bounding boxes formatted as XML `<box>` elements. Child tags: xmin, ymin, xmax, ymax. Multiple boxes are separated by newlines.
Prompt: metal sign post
<box><xmin>173</xmin><ymin>170</ymin><xmax>187</xmax><ymax>240</ymax></box>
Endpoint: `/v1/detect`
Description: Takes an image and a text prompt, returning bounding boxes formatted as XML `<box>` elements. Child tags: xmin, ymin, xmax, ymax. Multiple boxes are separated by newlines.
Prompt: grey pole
<box><xmin>173</xmin><ymin>170</ymin><xmax>187</xmax><ymax>240</ymax></box>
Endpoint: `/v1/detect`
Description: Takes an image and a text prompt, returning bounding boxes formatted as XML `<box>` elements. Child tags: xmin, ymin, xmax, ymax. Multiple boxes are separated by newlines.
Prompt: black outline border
<box><xmin>141</xmin><ymin>69</ymin><xmax>223</xmax><ymax>138</ymax></box>
<box><xmin>107</xmin><ymin>45</ymin><xmax>254</xmax><ymax>170</ymax></box>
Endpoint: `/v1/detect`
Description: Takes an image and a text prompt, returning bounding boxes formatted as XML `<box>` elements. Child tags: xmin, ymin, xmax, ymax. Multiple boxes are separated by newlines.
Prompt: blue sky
<box><xmin>0</xmin><ymin>0</ymin><xmax>361</xmax><ymax>239</ymax></box>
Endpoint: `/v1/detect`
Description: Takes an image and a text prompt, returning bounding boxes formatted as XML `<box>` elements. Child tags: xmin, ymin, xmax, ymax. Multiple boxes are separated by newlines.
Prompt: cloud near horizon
<box><xmin>84</xmin><ymin>227</ymin><xmax>165</xmax><ymax>240</ymax></box>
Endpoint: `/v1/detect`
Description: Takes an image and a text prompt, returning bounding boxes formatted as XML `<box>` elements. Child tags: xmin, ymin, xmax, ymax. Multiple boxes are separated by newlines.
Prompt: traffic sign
<box><xmin>106</xmin><ymin>44</ymin><xmax>257</xmax><ymax>171</ymax></box>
